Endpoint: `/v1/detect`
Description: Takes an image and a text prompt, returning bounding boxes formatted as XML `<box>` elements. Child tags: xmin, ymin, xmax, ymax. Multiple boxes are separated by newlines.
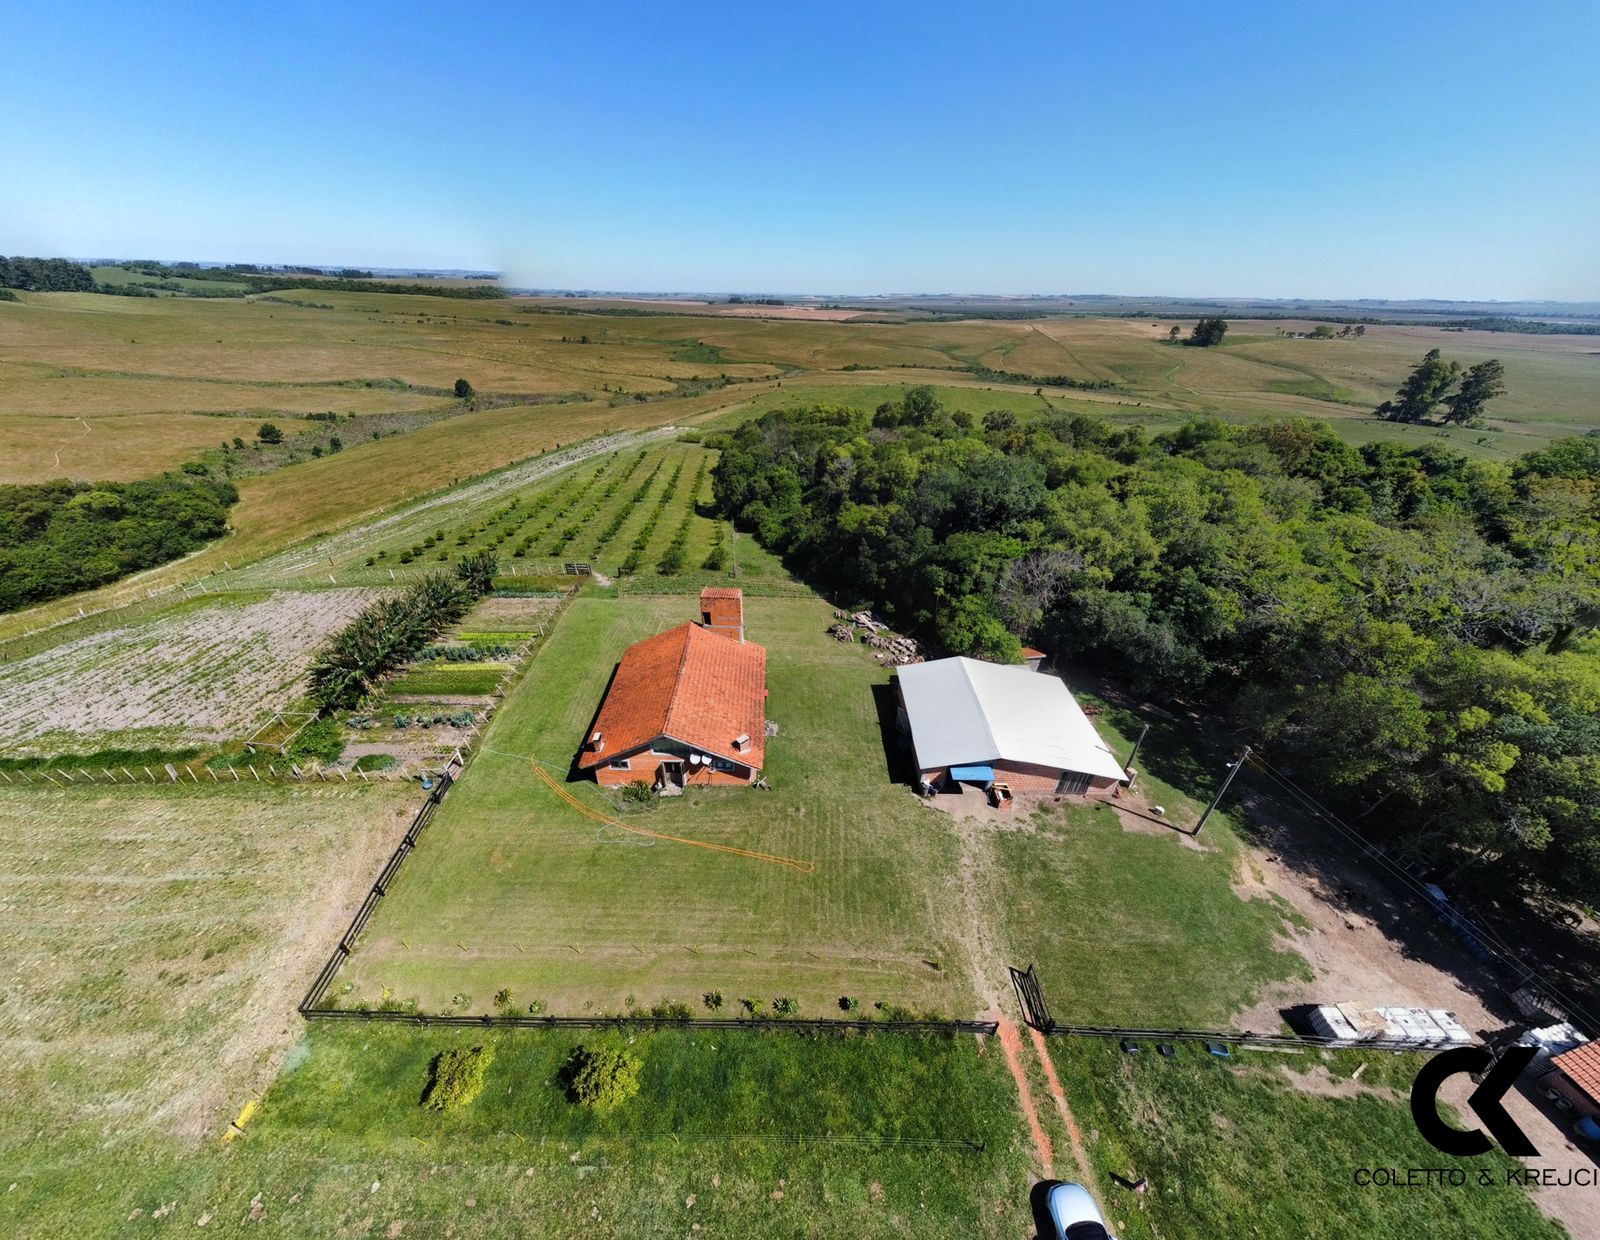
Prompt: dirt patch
<box><xmin>0</xmin><ymin>588</ymin><xmax>382</xmax><ymax>753</ymax></box>
<box><xmin>1278</xmin><ymin>1062</ymin><xmax>1402</xmax><ymax>1102</ymax></box>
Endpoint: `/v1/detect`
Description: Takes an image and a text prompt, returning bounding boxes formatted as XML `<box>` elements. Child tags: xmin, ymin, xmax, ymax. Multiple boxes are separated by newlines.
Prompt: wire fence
<box><xmin>0</xmin><ymin>761</ymin><xmax>424</xmax><ymax>786</ymax></box>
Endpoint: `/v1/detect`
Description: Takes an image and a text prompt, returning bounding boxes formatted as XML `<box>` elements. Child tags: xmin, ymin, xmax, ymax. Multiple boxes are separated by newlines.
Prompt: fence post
<box><xmin>143</xmin><ymin>767</ymin><xmax>156</xmax><ymax>782</ymax></box>
<box><xmin>121</xmin><ymin>768</ymin><xmax>135</xmax><ymax>783</ymax></box>
<box><xmin>102</xmin><ymin>768</ymin><xmax>115</xmax><ymax>783</ymax></box>
<box><xmin>0</xmin><ymin>770</ymin><xmax>11</xmax><ymax>784</ymax></box>
<box><xmin>357</xmin><ymin>767</ymin><xmax>368</xmax><ymax>782</ymax></box>
<box><xmin>42</xmin><ymin>771</ymin><xmax>61</xmax><ymax>785</ymax></box>
<box><xmin>18</xmin><ymin>770</ymin><xmax>31</xmax><ymax>783</ymax></box>
<box><xmin>230</xmin><ymin>766</ymin><xmax>239</xmax><ymax>781</ymax></box>
<box><xmin>58</xmin><ymin>770</ymin><xmax>74</xmax><ymax>783</ymax></box>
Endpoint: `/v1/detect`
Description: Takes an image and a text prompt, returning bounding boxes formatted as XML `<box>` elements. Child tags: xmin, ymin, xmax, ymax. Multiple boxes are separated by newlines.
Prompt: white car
<box><xmin>1046</xmin><ymin>1181</ymin><xmax>1116</xmax><ymax>1240</ymax></box>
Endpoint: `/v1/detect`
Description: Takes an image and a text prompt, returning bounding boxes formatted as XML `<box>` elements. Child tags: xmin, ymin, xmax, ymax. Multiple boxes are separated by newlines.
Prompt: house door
<box><xmin>1055</xmin><ymin>770</ymin><xmax>1092</xmax><ymax>796</ymax></box>
<box><xmin>658</xmin><ymin>761</ymin><xmax>685</xmax><ymax>788</ymax></box>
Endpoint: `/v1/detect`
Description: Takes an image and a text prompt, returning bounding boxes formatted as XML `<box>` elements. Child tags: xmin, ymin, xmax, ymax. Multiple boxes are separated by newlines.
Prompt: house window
<box><xmin>608</xmin><ymin>759</ymin><xmax>632</xmax><ymax>771</ymax></box>
<box><xmin>711</xmin><ymin>757</ymin><xmax>738</xmax><ymax>773</ymax></box>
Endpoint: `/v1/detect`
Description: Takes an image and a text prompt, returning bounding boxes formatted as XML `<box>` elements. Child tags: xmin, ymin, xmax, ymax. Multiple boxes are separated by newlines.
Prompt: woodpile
<box><xmin>830</xmin><ymin>611</ymin><xmax>921</xmax><ymax>664</ymax></box>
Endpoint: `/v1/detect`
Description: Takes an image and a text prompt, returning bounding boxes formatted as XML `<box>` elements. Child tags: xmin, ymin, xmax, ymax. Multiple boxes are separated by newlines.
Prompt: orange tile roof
<box><xmin>700</xmin><ymin>587</ymin><xmax>743</xmax><ymax>600</ymax></box>
<box><xmin>1554</xmin><ymin>1041</ymin><xmax>1600</xmax><ymax>1104</ymax></box>
<box><xmin>577</xmin><ymin>623</ymin><xmax>766</xmax><ymax>770</ymax></box>
<box><xmin>1022</xmin><ymin>646</ymin><xmax>1046</xmax><ymax>659</ymax></box>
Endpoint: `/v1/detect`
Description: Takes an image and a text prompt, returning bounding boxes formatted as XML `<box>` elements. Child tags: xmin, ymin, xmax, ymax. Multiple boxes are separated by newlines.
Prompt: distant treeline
<box><xmin>0</xmin><ymin>475</ymin><xmax>238</xmax><ymax>613</ymax></box>
<box><xmin>0</xmin><ymin>256</ymin><xmax>95</xmax><ymax>292</ymax></box>
<box><xmin>1436</xmin><ymin>317</ymin><xmax>1600</xmax><ymax>336</ymax></box>
<box><xmin>1</xmin><ymin>257</ymin><xmax>505</xmax><ymax>301</ymax></box>
<box><xmin>964</xmin><ymin>363</ymin><xmax>1118</xmax><ymax>391</ymax></box>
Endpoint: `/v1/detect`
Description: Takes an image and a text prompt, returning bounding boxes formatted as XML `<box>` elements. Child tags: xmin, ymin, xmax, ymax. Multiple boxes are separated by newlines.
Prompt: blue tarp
<box><xmin>949</xmin><ymin>765</ymin><xmax>995</xmax><ymax>782</ymax></box>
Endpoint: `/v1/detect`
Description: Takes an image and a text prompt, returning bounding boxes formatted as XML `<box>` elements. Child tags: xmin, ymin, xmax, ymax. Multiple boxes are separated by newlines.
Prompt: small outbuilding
<box><xmin>896</xmin><ymin>656</ymin><xmax>1126</xmax><ymax>797</ymax></box>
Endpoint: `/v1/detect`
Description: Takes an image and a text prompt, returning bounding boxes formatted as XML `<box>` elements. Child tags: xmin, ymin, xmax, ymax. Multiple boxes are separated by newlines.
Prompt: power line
<box><xmin>1245</xmin><ymin>751</ymin><xmax>1598</xmax><ymax>1033</ymax></box>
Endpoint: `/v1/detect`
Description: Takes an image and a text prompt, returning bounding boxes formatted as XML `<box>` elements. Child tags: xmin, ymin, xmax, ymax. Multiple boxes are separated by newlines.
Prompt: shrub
<box><xmin>494</xmin><ymin>987</ymin><xmax>515</xmax><ymax>1011</ymax></box>
<box><xmin>421</xmin><ymin>1044</ymin><xmax>494</xmax><ymax>1111</ymax></box>
<box><xmin>772</xmin><ymin>996</ymin><xmax>799</xmax><ymax>1016</ymax></box>
<box><xmin>839</xmin><ymin>996</ymin><xmax>859</xmax><ymax>1012</ymax></box>
<box><xmin>561</xmin><ymin>1044</ymin><xmax>643</xmax><ymax>1111</ymax></box>
<box><xmin>618</xmin><ymin>780</ymin><xmax>655</xmax><ymax>807</ymax></box>
<box><xmin>649</xmin><ymin>999</ymin><xmax>693</xmax><ymax>1021</ymax></box>
<box><xmin>703</xmin><ymin>991</ymin><xmax>724</xmax><ymax>1011</ymax></box>
<box><xmin>454</xmin><ymin>378</ymin><xmax>474</xmax><ymax>399</ymax></box>
<box><xmin>352</xmin><ymin>753</ymin><xmax>397</xmax><ymax>772</ymax></box>
<box><xmin>257</xmin><ymin>421</ymin><xmax>284</xmax><ymax>444</ymax></box>
<box><xmin>288</xmin><ymin>718</ymin><xmax>344</xmax><ymax>764</ymax></box>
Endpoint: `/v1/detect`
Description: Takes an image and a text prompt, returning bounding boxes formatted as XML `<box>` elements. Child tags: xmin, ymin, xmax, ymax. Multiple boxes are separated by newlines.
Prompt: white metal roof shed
<box><xmin>897</xmin><ymin>656</ymin><xmax>1127</xmax><ymax>782</ymax></box>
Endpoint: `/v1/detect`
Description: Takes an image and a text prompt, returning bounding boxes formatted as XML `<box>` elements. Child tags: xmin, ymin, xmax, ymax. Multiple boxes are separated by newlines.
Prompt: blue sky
<box><xmin>4</xmin><ymin>2</ymin><xmax>1597</xmax><ymax>298</ymax></box>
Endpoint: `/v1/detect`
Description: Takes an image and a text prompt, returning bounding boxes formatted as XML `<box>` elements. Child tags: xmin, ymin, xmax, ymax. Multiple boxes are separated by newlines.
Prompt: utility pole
<box><xmin>1123</xmin><ymin>724</ymin><xmax>1149</xmax><ymax>782</ymax></box>
<box><xmin>1195</xmin><ymin>745</ymin><xmax>1251</xmax><ymax>837</ymax></box>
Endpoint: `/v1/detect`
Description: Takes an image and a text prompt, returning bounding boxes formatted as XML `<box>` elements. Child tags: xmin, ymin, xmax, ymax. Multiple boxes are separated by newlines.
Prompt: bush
<box><xmin>288</xmin><ymin>718</ymin><xmax>344</xmax><ymax>764</ymax></box>
<box><xmin>703</xmin><ymin>990</ymin><xmax>724</xmax><ymax>1011</ymax></box>
<box><xmin>772</xmin><ymin>996</ymin><xmax>799</xmax><ymax>1016</ymax></box>
<box><xmin>257</xmin><ymin>421</ymin><xmax>284</xmax><ymax>444</ymax></box>
<box><xmin>649</xmin><ymin>1000</ymin><xmax>693</xmax><ymax>1021</ymax></box>
<box><xmin>352</xmin><ymin>753</ymin><xmax>397</xmax><ymax>772</ymax></box>
<box><xmin>561</xmin><ymin>1044</ymin><xmax>643</xmax><ymax>1111</ymax></box>
<box><xmin>618</xmin><ymin>780</ymin><xmax>655</xmax><ymax>807</ymax></box>
<box><xmin>454</xmin><ymin>378</ymin><xmax>474</xmax><ymax>399</ymax></box>
<box><xmin>421</xmin><ymin>1044</ymin><xmax>494</xmax><ymax>1112</ymax></box>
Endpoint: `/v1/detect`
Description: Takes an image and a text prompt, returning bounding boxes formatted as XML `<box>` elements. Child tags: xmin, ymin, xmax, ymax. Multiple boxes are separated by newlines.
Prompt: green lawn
<box><xmin>1052</xmin><ymin>1039</ymin><xmax>1560</xmax><ymax>1239</ymax></box>
<box><xmin>983</xmin><ymin>797</ymin><xmax>1311</xmax><ymax>1027</ymax></box>
<box><xmin>186</xmin><ymin>1022</ymin><xmax>1035</xmax><ymax>1237</ymax></box>
<box><xmin>341</xmin><ymin>592</ymin><xmax>980</xmax><ymax>1018</ymax></box>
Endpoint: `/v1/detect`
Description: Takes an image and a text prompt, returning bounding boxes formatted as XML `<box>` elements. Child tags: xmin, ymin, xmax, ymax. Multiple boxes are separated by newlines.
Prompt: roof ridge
<box><xmin>958</xmin><ymin>657</ymin><xmax>1001</xmax><ymax>761</ymax></box>
<box><xmin>661</xmin><ymin>622</ymin><xmax>698</xmax><ymax>733</ymax></box>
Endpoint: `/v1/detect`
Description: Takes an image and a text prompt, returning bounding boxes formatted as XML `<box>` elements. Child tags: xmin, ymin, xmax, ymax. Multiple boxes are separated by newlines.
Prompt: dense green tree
<box><xmin>256</xmin><ymin>422</ymin><xmax>284</xmax><ymax>445</ymax></box>
<box><xmin>1187</xmin><ymin>317</ymin><xmax>1229</xmax><ymax>347</ymax></box>
<box><xmin>1376</xmin><ymin>348</ymin><xmax>1461</xmax><ymax>422</ymax></box>
<box><xmin>0</xmin><ymin>475</ymin><xmax>238</xmax><ymax>613</ymax></box>
<box><xmin>1442</xmin><ymin>358</ymin><xmax>1507</xmax><ymax>426</ymax></box>
<box><xmin>711</xmin><ymin>399</ymin><xmax>1600</xmax><ymax>906</ymax></box>
<box><xmin>453</xmin><ymin>378</ymin><xmax>475</xmax><ymax>399</ymax></box>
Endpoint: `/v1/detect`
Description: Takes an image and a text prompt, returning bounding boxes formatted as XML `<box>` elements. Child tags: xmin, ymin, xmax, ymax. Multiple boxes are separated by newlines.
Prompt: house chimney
<box><xmin>590</xmin><ymin>730</ymin><xmax>604</xmax><ymax>753</ymax></box>
<box><xmin>699</xmin><ymin>587</ymin><xmax>745</xmax><ymax>641</ymax></box>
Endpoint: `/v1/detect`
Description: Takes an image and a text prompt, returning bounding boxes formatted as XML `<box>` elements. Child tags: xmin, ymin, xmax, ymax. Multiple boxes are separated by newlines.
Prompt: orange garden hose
<box><xmin>528</xmin><ymin>756</ymin><xmax>816</xmax><ymax>874</ymax></box>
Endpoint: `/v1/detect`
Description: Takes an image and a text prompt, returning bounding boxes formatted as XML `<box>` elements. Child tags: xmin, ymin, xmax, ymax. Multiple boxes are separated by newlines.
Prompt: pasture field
<box><xmin>5</xmin><ymin>286</ymin><xmax>1595</xmax><ymax>639</ymax></box>
<box><xmin>0</xmin><ymin>587</ymin><xmax>380</xmax><ymax>756</ymax></box>
<box><xmin>0</xmin><ymin>782</ymin><xmax>415</xmax><ymax>1235</ymax></box>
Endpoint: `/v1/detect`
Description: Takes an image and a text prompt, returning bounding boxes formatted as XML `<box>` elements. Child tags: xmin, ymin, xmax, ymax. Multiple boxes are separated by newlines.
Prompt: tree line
<box><xmin>0</xmin><ymin>256</ymin><xmax>95</xmax><ymax>292</ymax></box>
<box><xmin>0</xmin><ymin>475</ymin><xmax>238</xmax><ymax>613</ymax></box>
<box><xmin>710</xmin><ymin>388</ymin><xmax>1600</xmax><ymax>907</ymax></box>
<box><xmin>307</xmin><ymin>554</ymin><xmax>497</xmax><ymax>710</ymax></box>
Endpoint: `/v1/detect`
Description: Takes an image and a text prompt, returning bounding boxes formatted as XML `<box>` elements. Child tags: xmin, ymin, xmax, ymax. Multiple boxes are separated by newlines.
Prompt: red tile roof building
<box><xmin>1552</xmin><ymin>1042</ymin><xmax>1600</xmax><ymax>1115</ymax></box>
<box><xmin>577</xmin><ymin>619</ymin><xmax>767</xmax><ymax>788</ymax></box>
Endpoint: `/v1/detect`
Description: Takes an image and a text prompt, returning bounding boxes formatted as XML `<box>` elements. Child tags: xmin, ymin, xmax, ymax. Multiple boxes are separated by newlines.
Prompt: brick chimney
<box><xmin>699</xmin><ymin>587</ymin><xmax>744</xmax><ymax>641</ymax></box>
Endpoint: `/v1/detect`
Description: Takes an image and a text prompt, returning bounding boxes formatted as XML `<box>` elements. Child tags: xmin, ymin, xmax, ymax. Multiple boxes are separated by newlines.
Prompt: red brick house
<box><xmin>577</xmin><ymin>590</ymin><xmax>766</xmax><ymax>790</ymax></box>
